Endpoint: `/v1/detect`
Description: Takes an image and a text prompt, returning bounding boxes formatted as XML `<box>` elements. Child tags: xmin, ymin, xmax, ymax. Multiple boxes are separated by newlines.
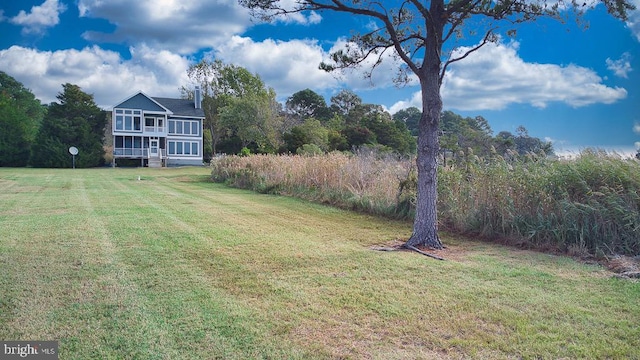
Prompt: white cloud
<box><xmin>274</xmin><ymin>10</ymin><xmax>322</xmax><ymax>25</ymax></box>
<box><xmin>634</xmin><ymin>122</ymin><xmax>640</xmax><ymax>134</ymax></box>
<box><xmin>389</xmin><ymin>92</ymin><xmax>421</xmax><ymax>114</ymax></box>
<box><xmin>211</xmin><ymin>34</ymin><xmax>421</xmax><ymax>104</ymax></box>
<box><xmin>606</xmin><ymin>52</ymin><xmax>633</xmax><ymax>78</ymax></box>
<box><xmin>77</xmin><ymin>0</ymin><xmax>251</xmax><ymax>54</ymax></box>
<box><xmin>213</xmin><ymin>36</ymin><xmax>407</xmax><ymax>100</ymax></box>
<box><xmin>635</xmin><ymin>141</ymin><xmax>640</xmax><ymax>150</ymax></box>
<box><xmin>0</xmin><ymin>35</ymin><xmax>402</xmax><ymax>111</ymax></box>
<box><xmin>440</xmin><ymin>40</ymin><xmax>627</xmax><ymax>111</ymax></box>
<box><xmin>389</xmin><ymin>40</ymin><xmax>628</xmax><ymax>113</ymax></box>
<box><xmin>9</xmin><ymin>0</ymin><xmax>67</xmax><ymax>34</ymax></box>
<box><xmin>0</xmin><ymin>45</ymin><xmax>190</xmax><ymax>108</ymax></box>
<box><xmin>213</xmin><ymin>36</ymin><xmax>337</xmax><ymax>98</ymax></box>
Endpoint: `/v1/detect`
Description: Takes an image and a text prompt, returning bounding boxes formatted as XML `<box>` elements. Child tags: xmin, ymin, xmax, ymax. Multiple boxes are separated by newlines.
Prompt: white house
<box><xmin>111</xmin><ymin>87</ymin><xmax>205</xmax><ymax>167</ymax></box>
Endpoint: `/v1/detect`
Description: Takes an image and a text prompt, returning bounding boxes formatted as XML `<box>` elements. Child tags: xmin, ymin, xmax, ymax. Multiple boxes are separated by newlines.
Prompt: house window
<box><xmin>114</xmin><ymin>109</ymin><xmax>142</xmax><ymax>132</ymax></box>
<box><xmin>168</xmin><ymin>120</ymin><xmax>200</xmax><ymax>136</ymax></box>
<box><xmin>167</xmin><ymin>141</ymin><xmax>199</xmax><ymax>156</ymax></box>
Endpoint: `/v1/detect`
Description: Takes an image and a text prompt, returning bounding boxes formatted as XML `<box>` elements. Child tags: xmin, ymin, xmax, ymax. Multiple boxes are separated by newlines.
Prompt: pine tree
<box><xmin>30</xmin><ymin>84</ymin><xmax>106</xmax><ymax>168</ymax></box>
<box><xmin>0</xmin><ymin>72</ymin><xmax>44</xmax><ymax>167</ymax></box>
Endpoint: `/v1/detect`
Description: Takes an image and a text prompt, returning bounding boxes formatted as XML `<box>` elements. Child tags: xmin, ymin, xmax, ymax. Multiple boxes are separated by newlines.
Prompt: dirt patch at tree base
<box><xmin>606</xmin><ymin>256</ymin><xmax>640</xmax><ymax>279</ymax></box>
<box><xmin>372</xmin><ymin>239</ymin><xmax>640</xmax><ymax>280</ymax></box>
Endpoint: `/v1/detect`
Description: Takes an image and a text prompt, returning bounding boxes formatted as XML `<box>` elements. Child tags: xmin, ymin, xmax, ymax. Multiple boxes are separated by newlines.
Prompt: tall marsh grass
<box><xmin>211</xmin><ymin>150</ymin><xmax>411</xmax><ymax>216</ymax></box>
<box><xmin>211</xmin><ymin>149</ymin><xmax>640</xmax><ymax>255</ymax></box>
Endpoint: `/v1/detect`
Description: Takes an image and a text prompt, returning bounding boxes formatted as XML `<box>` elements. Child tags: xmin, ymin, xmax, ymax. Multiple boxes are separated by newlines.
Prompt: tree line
<box><xmin>0</xmin><ymin>71</ymin><xmax>106</xmax><ymax>168</ymax></box>
<box><xmin>1</xmin><ymin>67</ymin><xmax>553</xmax><ymax>168</ymax></box>
<box><xmin>182</xmin><ymin>59</ymin><xmax>553</xmax><ymax>161</ymax></box>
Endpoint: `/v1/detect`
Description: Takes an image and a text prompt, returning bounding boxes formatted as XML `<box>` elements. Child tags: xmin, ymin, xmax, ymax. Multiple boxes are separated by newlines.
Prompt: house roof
<box><xmin>153</xmin><ymin>97</ymin><xmax>205</xmax><ymax>118</ymax></box>
<box><xmin>115</xmin><ymin>93</ymin><xmax>168</xmax><ymax>112</ymax></box>
<box><xmin>113</xmin><ymin>91</ymin><xmax>205</xmax><ymax>118</ymax></box>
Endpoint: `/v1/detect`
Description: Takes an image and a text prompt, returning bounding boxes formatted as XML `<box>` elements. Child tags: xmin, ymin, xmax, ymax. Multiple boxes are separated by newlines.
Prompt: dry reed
<box><xmin>211</xmin><ymin>149</ymin><xmax>640</xmax><ymax>255</ymax></box>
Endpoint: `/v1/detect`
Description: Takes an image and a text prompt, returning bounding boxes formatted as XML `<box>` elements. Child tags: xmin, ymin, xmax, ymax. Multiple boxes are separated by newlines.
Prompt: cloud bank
<box><xmin>391</xmin><ymin>41</ymin><xmax>627</xmax><ymax>113</ymax></box>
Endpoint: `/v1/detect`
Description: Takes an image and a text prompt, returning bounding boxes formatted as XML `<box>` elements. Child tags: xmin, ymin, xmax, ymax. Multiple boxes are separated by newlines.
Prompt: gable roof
<box><xmin>153</xmin><ymin>97</ymin><xmax>205</xmax><ymax>118</ymax></box>
<box><xmin>113</xmin><ymin>91</ymin><xmax>205</xmax><ymax>119</ymax></box>
<box><xmin>114</xmin><ymin>92</ymin><xmax>169</xmax><ymax>113</ymax></box>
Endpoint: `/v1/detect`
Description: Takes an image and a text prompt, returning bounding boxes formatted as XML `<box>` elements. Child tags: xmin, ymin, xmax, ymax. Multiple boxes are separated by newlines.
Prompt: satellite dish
<box><xmin>69</xmin><ymin>146</ymin><xmax>78</xmax><ymax>155</ymax></box>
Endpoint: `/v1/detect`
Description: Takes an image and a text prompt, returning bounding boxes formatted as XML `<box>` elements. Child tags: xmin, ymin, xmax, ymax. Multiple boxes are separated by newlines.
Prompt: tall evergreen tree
<box><xmin>0</xmin><ymin>72</ymin><xmax>44</xmax><ymax>167</ymax></box>
<box><xmin>30</xmin><ymin>84</ymin><xmax>106</xmax><ymax>168</ymax></box>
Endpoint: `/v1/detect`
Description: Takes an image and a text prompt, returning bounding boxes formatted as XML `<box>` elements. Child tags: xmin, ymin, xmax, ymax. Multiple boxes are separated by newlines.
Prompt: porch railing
<box><xmin>113</xmin><ymin>148</ymin><xmax>167</xmax><ymax>158</ymax></box>
<box><xmin>144</xmin><ymin>126</ymin><xmax>166</xmax><ymax>133</ymax></box>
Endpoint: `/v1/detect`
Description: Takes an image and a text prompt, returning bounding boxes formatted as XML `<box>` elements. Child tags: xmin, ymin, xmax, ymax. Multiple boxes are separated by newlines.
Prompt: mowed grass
<box><xmin>0</xmin><ymin>167</ymin><xmax>638</xmax><ymax>359</ymax></box>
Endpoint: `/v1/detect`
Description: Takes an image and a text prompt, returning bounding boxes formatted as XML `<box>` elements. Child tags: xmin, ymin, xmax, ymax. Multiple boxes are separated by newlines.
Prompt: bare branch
<box><xmin>440</xmin><ymin>29</ymin><xmax>497</xmax><ymax>83</ymax></box>
<box><xmin>442</xmin><ymin>0</ymin><xmax>483</xmax><ymax>43</ymax></box>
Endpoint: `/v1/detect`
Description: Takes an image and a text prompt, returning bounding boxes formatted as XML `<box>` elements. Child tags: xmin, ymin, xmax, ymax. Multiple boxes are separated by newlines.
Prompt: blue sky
<box><xmin>1</xmin><ymin>0</ymin><xmax>639</xmax><ymax>155</ymax></box>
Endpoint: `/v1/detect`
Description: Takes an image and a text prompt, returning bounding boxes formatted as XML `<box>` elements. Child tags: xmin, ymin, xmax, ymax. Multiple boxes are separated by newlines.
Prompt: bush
<box><xmin>296</xmin><ymin>144</ymin><xmax>324</xmax><ymax>156</ymax></box>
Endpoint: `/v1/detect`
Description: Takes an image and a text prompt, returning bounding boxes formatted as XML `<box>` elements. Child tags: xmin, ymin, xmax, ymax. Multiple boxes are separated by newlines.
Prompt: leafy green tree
<box><xmin>342</xmin><ymin>125</ymin><xmax>375</xmax><ymax>148</ymax></box>
<box><xmin>296</xmin><ymin>143</ymin><xmax>324</xmax><ymax>156</ymax></box>
<box><xmin>495</xmin><ymin>126</ymin><xmax>553</xmax><ymax>157</ymax></box>
<box><xmin>0</xmin><ymin>72</ymin><xmax>45</xmax><ymax>167</ymax></box>
<box><xmin>494</xmin><ymin>131</ymin><xmax>517</xmax><ymax>155</ymax></box>
<box><xmin>299</xmin><ymin>118</ymin><xmax>329</xmax><ymax>150</ymax></box>
<box><xmin>392</xmin><ymin>107</ymin><xmax>421</xmax><ymax>137</ymax></box>
<box><xmin>285</xmin><ymin>89</ymin><xmax>332</xmax><ymax>125</ymax></box>
<box><xmin>440</xmin><ymin>111</ymin><xmax>494</xmax><ymax>158</ymax></box>
<box><xmin>184</xmin><ymin>60</ymin><xmax>283</xmax><ymax>155</ymax></box>
<box><xmin>30</xmin><ymin>84</ymin><xmax>106</xmax><ymax>168</ymax></box>
<box><xmin>182</xmin><ymin>60</ymin><xmax>224</xmax><ymax>158</ymax></box>
<box><xmin>343</xmin><ymin>103</ymin><xmax>378</xmax><ymax>127</ymax></box>
<box><xmin>282</xmin><ymin>118</ymin><xmax>329</xmax><ymax>153</ymax></box>
<box><xmin>282</xmin><ymin>127</ymin><xmax>308</xmax><ymax>153</ymax></box>
<box><xmin>327</xmin><ymin>129</ymin><xmax>349</xmax><ymax>151</ymax></box>
<box><xmin>330</xmin><ymin>89</ymin><xmax>362</xmax><ymax>119</ymax></box>
<box><xmin>361</xmin><ymin>106</ymin><xmax>416</xmax><ymax>154</ymax></box>
<box><xmin>242</xmin><ymin>0</ymin><xmax>634</xmax><ymax>249</ymax></box>
<box><xmin>219</xmin><ymin>89</ymin><xmax>281</xmax><ymax>152</ymax></box>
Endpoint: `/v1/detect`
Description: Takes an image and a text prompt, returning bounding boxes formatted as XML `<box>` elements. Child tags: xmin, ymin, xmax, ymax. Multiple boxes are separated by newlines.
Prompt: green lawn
<box><xmin>0</xmin><ymin>167</ymin><xmax>638</xmax><ymax>359</ymax></box>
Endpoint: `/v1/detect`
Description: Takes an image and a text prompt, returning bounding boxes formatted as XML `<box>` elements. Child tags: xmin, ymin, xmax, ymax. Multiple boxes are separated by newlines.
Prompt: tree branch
<box><xmin>440</xmin><ymin>29</ymin><xmax>496</xmax><ymax>83</ymax></box>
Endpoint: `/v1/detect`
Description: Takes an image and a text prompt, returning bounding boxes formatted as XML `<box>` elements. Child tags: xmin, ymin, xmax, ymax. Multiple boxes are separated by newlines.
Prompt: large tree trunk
<box><xmin>406</xmin><ymin>8</ymin><xmax>444</xmax><ymax>249</ymax></box>
<box><xmin>406</xmin><ymin>77</ymin><xmax>443</xmax><ymax>249</ymax></box>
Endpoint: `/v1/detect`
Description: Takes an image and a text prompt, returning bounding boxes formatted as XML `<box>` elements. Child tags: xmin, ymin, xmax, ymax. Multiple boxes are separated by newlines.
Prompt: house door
<box><xmin>150</xmin><ymin>139</ymin><xmax>159</xmax><ymax>157</ymax></box>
